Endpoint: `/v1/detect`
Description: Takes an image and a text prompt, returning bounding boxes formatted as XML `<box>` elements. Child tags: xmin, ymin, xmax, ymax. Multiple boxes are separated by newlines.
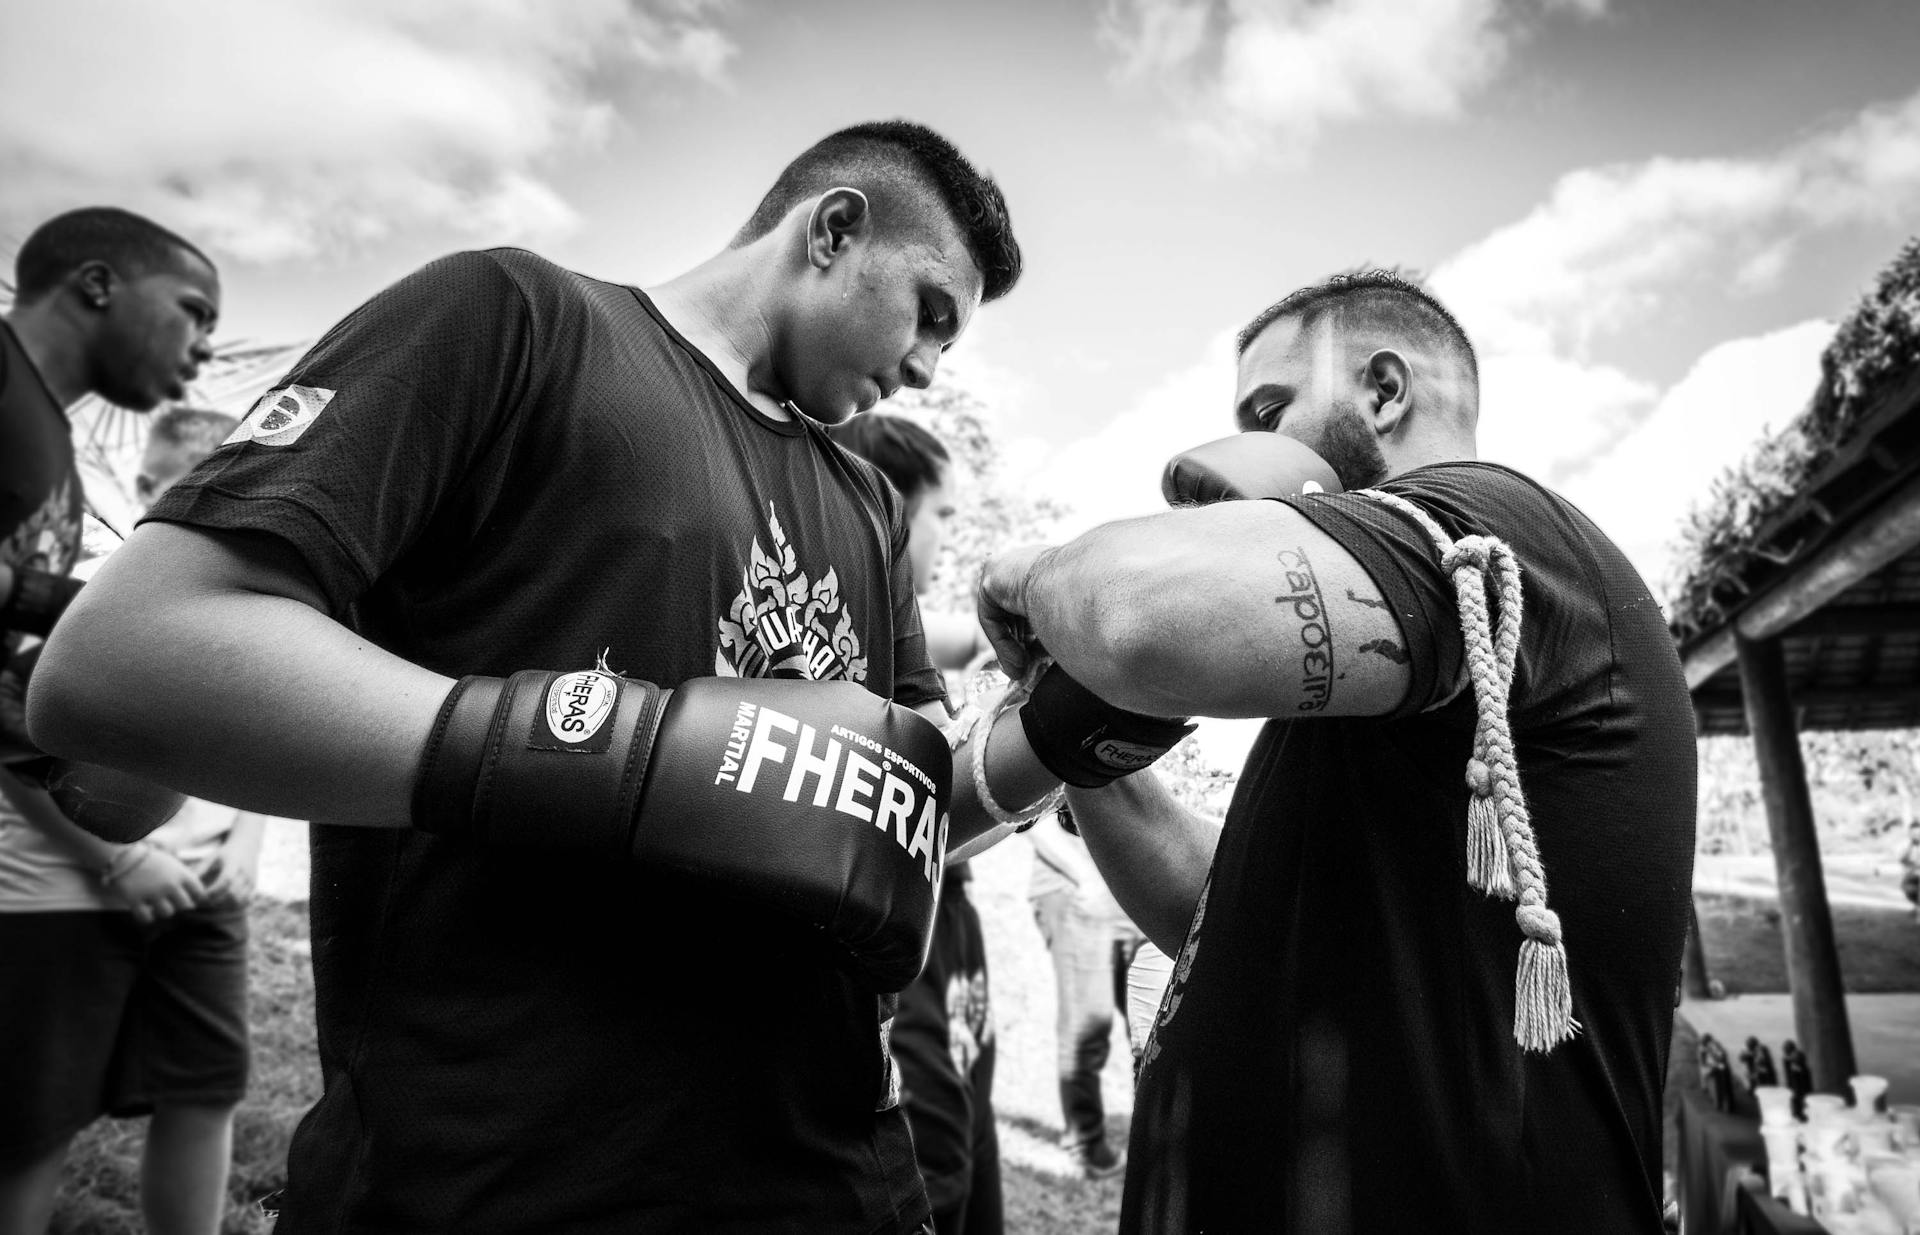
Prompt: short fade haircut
<box><xmin>829</xmin><ymin>412</ymin><xmax>951</xmax><ymax>503</ymax></box>
<box><xmin>733</xmin><ymin>120</ymin><xmax>1021</xmax><ymax>302</ymax></box>
<box><xmin>1237</xmin><ymin>268</ymin><xmax>1478</xmax><ymax>384</ymax></box>
<box><xmin>144</xmin><ymin>406</ymin><xmax>239</xmax><ymax>459</ymax></box>
<box><xmin>13</xmin><ymin>206</ymin><xmax>213</xmax><ymax>303</ymax></box>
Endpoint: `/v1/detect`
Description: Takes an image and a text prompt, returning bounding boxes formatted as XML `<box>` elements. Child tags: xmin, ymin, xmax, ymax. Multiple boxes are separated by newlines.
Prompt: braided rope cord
<box><xmin>945</xmin><ymin>665</ymin><xmax>1065</xmax><ymax>829</ymax></box>
<box><xmin>1352</xmin><ymin>488</ymin><xmax>1579</xmax><ymax>1052</ymax></box>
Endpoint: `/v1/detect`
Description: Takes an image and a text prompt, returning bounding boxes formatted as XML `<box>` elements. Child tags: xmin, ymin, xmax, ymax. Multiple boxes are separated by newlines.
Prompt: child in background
<box><xmin>831</xmin><ymin>411</ymin><xmax>1002</xmax><ymax>1235</ymax></box>
<box><xmin>0</xmin><ymin>406</ymin><xmax>264</xmax><ymax>1235</ymax></box>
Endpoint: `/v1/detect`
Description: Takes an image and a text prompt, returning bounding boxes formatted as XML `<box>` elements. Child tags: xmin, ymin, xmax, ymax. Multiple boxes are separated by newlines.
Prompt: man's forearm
<box><xmin>0</xmin><ymin>774</ymin><xmax>122</xmax><ymax>870</ymax></box>
<box><xmin>943</xmin><ymin>702</ymin><xmax>1060</xmax><ymax>857</ymax></box>
<box><xmin>29</xmin><ymin>527</ymin><xmax>450</xmax><ymax>827</ymax></box>
<box><xmin>1067</xmin><ymin>773</ymin><xmax>1220</xmax><ymax>954</ymax></box>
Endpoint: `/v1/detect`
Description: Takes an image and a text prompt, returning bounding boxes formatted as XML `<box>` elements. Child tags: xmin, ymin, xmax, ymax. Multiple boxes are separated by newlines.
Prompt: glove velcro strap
<box><xmin>413</xmin><ymin>670</ymin><xmax>669</xmax><ymax>860</ymax></box>
<box><xmin>1018</xmin><ymin>663</ymin><xmax>1195</xmax><ymax>788</ymax></box>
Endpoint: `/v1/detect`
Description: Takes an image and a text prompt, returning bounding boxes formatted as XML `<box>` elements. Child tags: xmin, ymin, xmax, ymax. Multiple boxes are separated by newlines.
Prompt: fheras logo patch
<box><xmin>545</xmin><ymin>671</ymin><xmax>618</xmax><ymax>744</ymax></box>
<box><xmin>226</xmin><ymin>385</ymin><xmax>334</xmax><ymax>447</ymax></box>
<box><xmin>1091</xmin><ymin>738</ymin><xmax>1162</xmax><ymax>772</ymax></box>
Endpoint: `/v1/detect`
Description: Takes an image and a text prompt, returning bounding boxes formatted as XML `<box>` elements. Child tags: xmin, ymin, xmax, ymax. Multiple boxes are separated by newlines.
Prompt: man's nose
<box><xmin>902</xmin><ymin>342</ymin><xmax>938</xmax><ymax>390</ymax></box>
<box><xmin>190</xmin><ymin>334</ymin><xmax>215</xmax><ymax>364</ymax></box>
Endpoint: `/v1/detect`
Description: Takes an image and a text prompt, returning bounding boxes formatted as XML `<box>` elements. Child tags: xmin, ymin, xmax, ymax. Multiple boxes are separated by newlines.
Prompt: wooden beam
<box><xmin>1785</xmin><ymin>603</ymin><xmax>1920</xmax><ymax>639</ymax></box>
<box><xmin>1735</xmin><ymin>634</ymin><xmax>1856</xmax><ymax>1090</ymax></box>
<box><xmin>1692</xmin><ymin>683</ymin><xmax>1920</xmax><ymax>714</ymax></box>
<box><xmin>1682</xmin><ymin>471</ymin><xmax>1920</xmax><ymax>689</ymax></box>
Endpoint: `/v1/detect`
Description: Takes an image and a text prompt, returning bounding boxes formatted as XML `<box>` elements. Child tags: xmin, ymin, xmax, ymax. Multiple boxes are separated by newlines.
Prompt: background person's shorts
<box><xmin>0</xmin><ymin>903</ymin><xmax>250</xmax><ymax>1165</ymax></box>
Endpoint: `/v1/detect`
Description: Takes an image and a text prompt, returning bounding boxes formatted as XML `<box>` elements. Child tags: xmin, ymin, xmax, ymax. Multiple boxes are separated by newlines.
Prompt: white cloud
<box><xmin>1474</xmin><ymin>350</ymin><xmax>1657</xmax><ymax>485</ymax></box>
<box><xmin>0</xmin><ymin>0</ymin><xmax>737</xmax><ymax>263</ymax></box>
<box><xmin>1558</xmin><ymin>319</ymin><xmax>1832</xmax><ymax>591</ymax></box>
<box><xmin>1099</xmin><ymin>0</ymin><xmax>1603</xmax><ymax>160</ymax></box>
<box><xmin>1024</xmin><ymin>329</ymin><xmax>1242</xmax><ymax>540</ymax></box>
<box><xmin>1430</xmin><ymin>89</ymin><xmax>1920</xmax><ymax>357</ymax></box>
<box><xmin>1422</xmin><ymin>87</ymin><xmax>1920</xmax><ymax>490</ymax></box>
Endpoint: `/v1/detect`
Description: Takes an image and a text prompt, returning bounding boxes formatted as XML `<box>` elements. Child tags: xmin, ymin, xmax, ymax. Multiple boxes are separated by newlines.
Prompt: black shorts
<box><xmin>0</xmin><ymin>904</ymin><xmax>250</xmax><ymax>1165</ymax></box>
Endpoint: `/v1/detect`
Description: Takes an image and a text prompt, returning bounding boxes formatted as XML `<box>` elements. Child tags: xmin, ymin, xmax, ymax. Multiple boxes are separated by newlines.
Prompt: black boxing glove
<box><xmin>1018</xmin><ymin>662</ymin><xmax>1195</xmax><ymax>789</ymax></box>
<box><xmin>1162</xmin><ymin>432</ymin><xmax>1342</xmax><ymax>505</ymax></box>
<box><xmin>1</xmin><ymin>568</ymin><xmax>85</xmax><ymax>639</ymax></box>
<box><xmin>414</xmin><ymin>668</ymin><xmax>952</xmax><ymax>991</ymax></box>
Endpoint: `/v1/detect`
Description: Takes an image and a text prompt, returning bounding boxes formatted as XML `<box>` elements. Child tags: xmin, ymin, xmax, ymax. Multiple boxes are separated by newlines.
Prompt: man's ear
<box><xmin>1365</xmin><ymin>349</ymin><xmax>1413</xmax><ymax>435</ymax></box>
<box><xmin>806</xmin><ymin>186</ymin><xmax>872</xmax><ymax>271</ymax></box>
<box><xmin>74</xmin><ymin>260</ymin><xmax>115</xmax><ymax>310</ymax></box>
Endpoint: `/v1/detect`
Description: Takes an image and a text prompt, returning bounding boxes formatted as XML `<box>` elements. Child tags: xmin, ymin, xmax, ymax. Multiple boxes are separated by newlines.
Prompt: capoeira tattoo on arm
<box><xmin>1276</xmin><ymin>547</ymin><xmax>1334</xmax><ymax>712</ymax></box>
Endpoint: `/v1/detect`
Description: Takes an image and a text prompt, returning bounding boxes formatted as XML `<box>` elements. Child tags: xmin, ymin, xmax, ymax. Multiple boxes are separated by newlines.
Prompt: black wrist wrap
<box><xmin>413</xmin><ymin>669</ymin><xmax>671</xmax><ymax>858</ymax></box>
<box><xmin>2</xmin><ymin>570</ymin><xmax>84</xmax><ymax>638</ymax></box>
<box><xmin>1018</xmin><ymin>663</ymin><xmax>1196</xmax><ymax>788</ymax></box>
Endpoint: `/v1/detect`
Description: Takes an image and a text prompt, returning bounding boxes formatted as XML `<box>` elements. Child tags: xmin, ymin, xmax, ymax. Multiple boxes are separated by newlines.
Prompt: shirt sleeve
<box><xmin>885</xmin><ymin>496</ymin><xmax>948</xmax><ymax>712</ymax></box>
<box><xmin>1276</xmin><ymin>483</ymin><xmax>1470</xmax><ymax>718</ymax></box>
<box><xmin>142</xmin><ymin>250</ymin><xmax>535</xmax><ymax>615</ymax></box>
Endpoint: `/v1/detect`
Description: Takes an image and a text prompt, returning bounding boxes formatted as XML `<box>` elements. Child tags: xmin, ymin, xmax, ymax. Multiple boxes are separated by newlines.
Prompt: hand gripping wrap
<box><xmin>414</xmin><ymin>669</ymin><xmax>953</xmax><ymax>991</ymax></box>
<box><xmin>1018</xmin><ymin>662</ymin><xmax>1195</xmax><ymax>789</ymax></box>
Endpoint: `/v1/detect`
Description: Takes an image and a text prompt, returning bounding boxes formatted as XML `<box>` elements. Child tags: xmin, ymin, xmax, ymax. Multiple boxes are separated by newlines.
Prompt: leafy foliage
<box><xmin>1697</xmin><ymin>729</ymin><xmax>1920</xmax><ymax>856</ymax></box>
<box><xmin>885</xmin><ymin>374</ymin><xmax>1072</xmax><ymax>616</ymax></box>
<box><xmin>1668</xmin><ymin>238</ymin><xmax>1920</xmax><ymax>635</ymax></box>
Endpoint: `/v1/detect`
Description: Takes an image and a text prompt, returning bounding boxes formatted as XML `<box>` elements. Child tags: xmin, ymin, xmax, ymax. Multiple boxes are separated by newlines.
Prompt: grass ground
<box><xmin>1693</xmin><ymin>890</ymin><xmax>1920</xmax><ymax>995</ymax></box>
<box><xmin>46</xmin><ymin>840</ymin><xmax>1133</xmax><ymax>1233</ymax></box>
<box><xmin>47</xmin><ymin>845</ymin><xmax>1919</xmax><ymax>1231</ymax></box>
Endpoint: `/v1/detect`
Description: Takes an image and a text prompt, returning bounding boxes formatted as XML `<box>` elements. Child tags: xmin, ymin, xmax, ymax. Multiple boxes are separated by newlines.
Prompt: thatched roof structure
<box><xmin>1669</xmin><ymin>239</ymin><xmax>1920</xmax><ymax>735</ymax></box>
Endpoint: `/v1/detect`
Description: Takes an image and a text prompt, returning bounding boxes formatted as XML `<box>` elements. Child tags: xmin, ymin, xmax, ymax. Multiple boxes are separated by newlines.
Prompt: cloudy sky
<box><xmin>4</xmin><ymin>0</ymin><xmax>1918</xmax><ymax>600</ymax></box>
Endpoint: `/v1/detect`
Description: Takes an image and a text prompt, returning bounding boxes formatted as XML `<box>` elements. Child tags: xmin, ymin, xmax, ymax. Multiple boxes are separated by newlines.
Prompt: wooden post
<box><xmin>1735</xmin><ymin>633</ymin><xmax>1857</xmax><ymax>1090</ymax></box>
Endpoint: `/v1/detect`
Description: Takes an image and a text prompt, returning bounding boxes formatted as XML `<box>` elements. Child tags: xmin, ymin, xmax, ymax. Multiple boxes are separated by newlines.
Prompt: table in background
<box><xmin>1677</xmin><ymin>1088</ymin><xmax>1827</xmax><ymax>1234</ymax></box>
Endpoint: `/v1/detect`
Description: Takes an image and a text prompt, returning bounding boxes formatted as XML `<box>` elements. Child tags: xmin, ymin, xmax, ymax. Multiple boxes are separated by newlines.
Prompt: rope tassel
<box><xmin>1514</xmin><ymin>907</ymin><xmax>1579</xmax><ymax>1051</ymax></box>
<box><xmin>1464</xmin><ymin>759</ymin><xmax>1514</xmax><ymax>898</ymax></box>
<box><xmin>1356</xmin><ymin>491</ymin><xmax>1578</xmax><ymax>1053</ymax></box>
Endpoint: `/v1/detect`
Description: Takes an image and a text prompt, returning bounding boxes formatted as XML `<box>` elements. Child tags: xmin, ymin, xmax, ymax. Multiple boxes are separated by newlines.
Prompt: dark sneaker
<box><xmin>1074</xmin><ymin>1140</ymin><xmax>1127</xmax><ymax>1180</ymax></box>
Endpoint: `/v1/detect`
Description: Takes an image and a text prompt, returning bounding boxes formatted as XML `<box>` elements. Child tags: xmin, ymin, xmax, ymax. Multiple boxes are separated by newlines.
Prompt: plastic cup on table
<box><xmin>1806</xmin><ymin>1118</ymin><xmax>1853</xmax><ymax>1163</ymax></box>
<box><xmin>1756</xmin><ymin>1085</ymin><xmax>1796</xmax><ymax>1126</ymax></box>
<box><xmin>1762</xmin><ymin>1123</ymin><xmax>1801</xmax><ymax>1165</ymax></box>
<box><xmin>1852</xmin><ymin>1074</ymin><xmax>1890</xmax><ymax>1116</ymax></box>
<box><xmin>1855</xmin><ymin>1121</ymin><xmax>1897</xmax><ymax>1158</ymax></box>
<box><xmin>1866</xmin><ymin>1158</ymin><xmax>1920</xmax><ymax>1227</ymax></box>
<box><xmin>1807</xmin><ymin>1093</ymin><xmax>1850</xmax><ymax>1123</ymax></box>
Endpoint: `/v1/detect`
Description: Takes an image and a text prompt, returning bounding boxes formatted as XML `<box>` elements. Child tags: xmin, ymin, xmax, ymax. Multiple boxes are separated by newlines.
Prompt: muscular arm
<box><xmin>987</xmin><ymin>500</ymin><xmax>1413</xmax><ymax>720</ymax></box>
<box><xmin>1065</xmin><ymin>774</ymin><xmax>1219</xmax><ymax>954</ymax></box>
<box><xmin>28</xmin><ymin>522</ymin><xmax>450</xmax><ymax>825</ymax></box>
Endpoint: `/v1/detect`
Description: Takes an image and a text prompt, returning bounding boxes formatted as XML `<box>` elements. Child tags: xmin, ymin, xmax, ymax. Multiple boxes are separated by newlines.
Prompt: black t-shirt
<box><xmin>1</xmin><ymin>320</ymin><xmax>86</xmax><ymax>653</ymax></box>
<box><xmin>1121</xmin><ymin>463</ymin><xmax>1696</xmax><ymax>1235</ymax></box>
<box><xmin>146</xmin><ymin>249</ymin><xmax>945</xmax><ymax>1233</ymax></box>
